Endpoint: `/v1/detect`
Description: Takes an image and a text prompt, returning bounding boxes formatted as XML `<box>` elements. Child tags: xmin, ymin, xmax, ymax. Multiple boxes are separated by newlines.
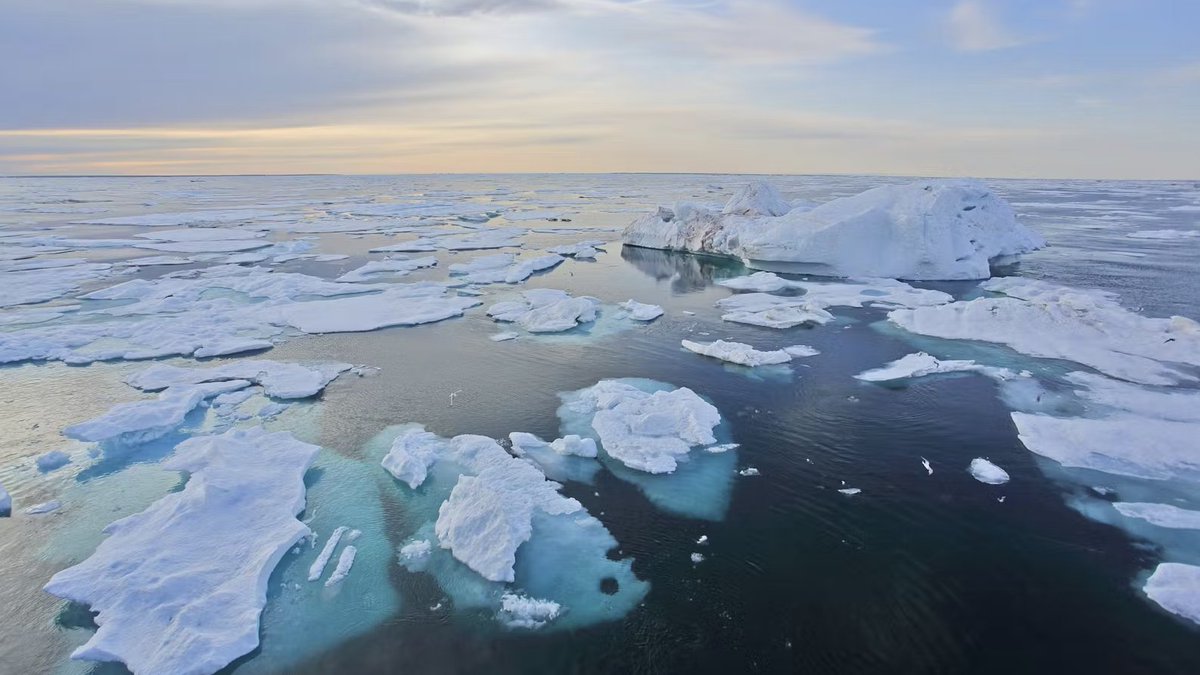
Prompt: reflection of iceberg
<box><xmin>372</xmin><ymin>425</ymin><xmax>647</xmax><ymax>631</ymax></box>
<box><xmin>623</xmin><ymin>180</ymin><xmax>1045</xmax><ymax>280</ymax></box>
<box><xmin>558</xmin><ymin>378</ymin><xmax>736</xmax><ymax>521</ymax></box>
<box><xmin>619</xmin><ymin>244</ymin><xmax>744</xmax><ymax>293</ymax></box>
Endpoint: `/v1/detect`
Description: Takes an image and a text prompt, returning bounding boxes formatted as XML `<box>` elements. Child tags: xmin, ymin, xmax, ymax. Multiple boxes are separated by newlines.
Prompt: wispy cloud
<box><xmin>945</xmin><ymin>0</ymin><xmax>1025</xmax><ymax>52</ymax></box>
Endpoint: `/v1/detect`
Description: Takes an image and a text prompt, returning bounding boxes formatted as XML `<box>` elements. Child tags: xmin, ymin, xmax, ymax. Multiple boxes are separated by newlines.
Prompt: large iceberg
<box><xmin>43</xmin><ymin>427</ymin><xmax>319</xmax><ymax>675</ymax></box>
<box><xmin>622</xmin><ymin>180</ymin><xmax>1045</xmax><ymax>280</ymax></box>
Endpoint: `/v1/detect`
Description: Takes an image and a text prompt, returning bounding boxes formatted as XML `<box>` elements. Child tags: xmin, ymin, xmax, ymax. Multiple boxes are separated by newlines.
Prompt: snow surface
<box><xmin>623</xmin><ymin>180</ymin><xmax>1045</xmax><ymax>280</ymax></box>
<box><xmin>43</xmin><ymin>427</ymin><xmax>319</xmax><ymax>675</ymax></box>
<box><xmin>968</xmin><ymin>458</ymin><xmax>1010</xmax><ymax>485</ymax></box>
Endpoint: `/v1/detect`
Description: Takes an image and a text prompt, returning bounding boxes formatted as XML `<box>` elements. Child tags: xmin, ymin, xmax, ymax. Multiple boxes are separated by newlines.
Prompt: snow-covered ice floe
<box><xmin>969</xmin><ymin>458</ymin><xmax>1010</xmax><ymax>485</ymax></box>
<box><xmin>43</xmin><ymin>427</ymin><xmax>319</xmax><ymax>675</ymax></box>
<box><xmin>1113</xmin><ymin>503</ymin><xmax>1200</xmax><ymax>530</ymax></box>
<box><xmin>618</xmin><ymin>299</ymin><xmax>664</xmax><ymax>321</ymax></box>
<box><xmin>889</xmin><ymin>278</ymin><xmax>1200</xmax><ymax>385</ymax></box>
<box><xmin>682</xmin><ymin>339</ymin><xmax>808</xmax><ymax>367</ymax></box>
<box><xmin>487</xmin><ymin>289</ymin><xmax>600</xmax><ymax>333</ymax></box>
<box><xmin>126</xmin><ymin>360</ymin><xmax>351</xmax><ymax>399</ymax></box>
<box><xmin>373</xmin><ymin>425</ymin><xmax>647</xmax><ymax>629</ymax></box>
<box><xmin>716</xmin><ymin>293</ymin><xmax>834</xmax><ymax>328</ymax></box>
<box><xmin>334</xmin><ymin>256</ymin><xmax>437</xmax><ymax>282</ymax></box>
<box><xmin>277</xmin><ymin>284</ymin><xmax>481</xmax><ymax>333</ymax></box>
<box><xmin>855</xmin><ymin>352</ymin><xmax>1022</xmax><ymax>383</ymax></box>
<box><xmin>623</xmin><ymin>180</ymin><xmax>1044</xmax><ymax>280</ymax></box>
<box><xmin>1144</xmin><ymin>563</ymin><xmax>1200</xmax><ymax>624</ymax></box>
<box><xmin>718</xmin><ymin>273</ymin><xmax>952</xmax><ymax>309</ymax></box>
<box><xmin>558</xmin><ymin>379</ymin><xmax>736</xmax><ymax>520</ymax></box>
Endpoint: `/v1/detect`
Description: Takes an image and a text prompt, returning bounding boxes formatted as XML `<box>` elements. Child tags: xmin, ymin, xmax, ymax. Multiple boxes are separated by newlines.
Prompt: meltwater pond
<box><xmin>0</xmin><ymin>174</ymin><xmax>1198</xmax><ymax>674</ymax></box>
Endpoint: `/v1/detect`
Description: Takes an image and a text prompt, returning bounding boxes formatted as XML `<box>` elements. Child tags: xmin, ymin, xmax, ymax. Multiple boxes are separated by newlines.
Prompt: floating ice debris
<box><xmin>127</xmin><ymin>360</ymin><xmax>351</xmax><ymax>399</ymax></box>
<box><xmin>549</xmin><ymin>435</ymin><xmax>599</xmax><ymax>458</ymax></box>
<box><xmin>682</xmin><ymin>339</ymin><xmax>792</xmax><ymax>367</ymax></box>
<box><xmin>405</xmin><ymin>227</ymin><xmax>527</xmax><ymax>251</ymax></box>
<box><xmin>623</xmin><ymin>180</ymin><xmax>1044</xmax><ymax>280</ymax></box>
<box><xmin>381</xmin><ymin>428</ymin><xmax>443</xmax><ymax>489</ymax></box>
<box><xmin>705</xmin><ymin>443</ymin><xmax>738</xmax><ymax>453</ymax></box>
<box><xmin>618</xmin><ymin>299</ymin><xmax>664</xmax><ymax>321</ymax></box>
<box><xmin>43</xmin><ymin>427</ymin><xmax>319</xmax><ymax>675</ymax></box>
<box><xmin>26</xmin><ymin>500</ymin><xmax>62</xmax><ymax>514</ymax></box>
<box><xmin>838</xmin><ymin>488</ymin><xmax>861</xmax><ymax>496</ymax></box>
<box><xmin>854</xmin><ymin>352</ymin><xmax>1020</xmax><ymax>382</ymax></box>
<box><xmin>36</xmin><ymin>450</ymin><xmax>72</xmax><ymax>472</ymax></box>
<box><xmin>889</xmin><ymin>278</ymin><xmax>1200</xmax><ymax>385</ymax></box>
<box><xmin>398</xmin><ymin>539</ymin><xmax>432</xmax><ymax>561</ymax></box>
<box><xmin>739</xmin><ymin>467</ymin><xmax>760</xmax><ymax>477</ymax></box>
<box><xmin>548</xmin><ymin>241</ymin><xmax>604</xmax><ymax>258</ymax></box>
<box><xmin>716</xmin><ymin>293</ymin><xmax>833</xmax><ymax>329</ymax></box>
<box><xmin>498</xmin><ymin>593</ymin><xmax>561</xmax><ymax>629</ymax></box>
<box><xmin>64</xmin><ymin>380</ymin><xmax>249</xmax><ymax>446</ymax></box>
<box><xmin>335</xmin><ymin>256</ymin><xmax>437</xmax><ymax>282</ymax></box>
<box><xmin>1144</xmin><ymin>563</ymin><xmax>1200</xmax><ymax>625</ymax></box>
<box><xmin>691</xmin><ymin>552</ymin><xmax>705</xmax><ymax>564</ymax></box>
<box><xmin>0</xmin><ymin>483</ymin><xmax>10</xmax><ymax>515</ymax></box>
<box><xmin>784</xmin><ymin>345</ymin><xmax>819</xmax><ymax>357</ymax></box>
<box><xmin>922</xmin><ymin>458</ymin><xmax>933</xmax><ymax>475</ymax></box>
<box><xmin>969</xmin><ymin>458</ymin><xmax>1010</xmax><ymax>485</ymax></box>
<box><xmin>696</xmin><ymin>535</ymin><xmax>708</xmax><ymax>545</ymax></box>
<box><xmin>1113</xmin><ymin>503</ymin><xmax>1200</xmax><ymax>530</ymax></box>
<box><xmin>324</xmin><ymin>546</ymin><xmax>358</xmax><ymax>587</ymax></box>
<box><xmin>717</xmin><ymin>271</ymin><xmax>795</xmax><ymax>292</ymax></box>
<box><xmin>487</xmin><ymin>289</ymin><xmax>600</xmax><ymax>333</ymax></box>
<box><xmin>1126</xmin><ymin>229</ymin><xmax>1200</xmax><ymax>240</ymax></box>
<box><xmin>490</xmin><ymin>331</ymin><xmax>520</xmax><ymax>342</ymax></box>
<box><xmin>278</xmin><ymin>285</ymin><xmax>481</xmax><ymax>333</ymax></box>
<box><xmin>563</xmin><ymin>380</ymin><xmax>722</xmax><ymax>474</ymax></box>
<box><xmin>308</xmin><ymin>526</ymin><xmax>349</xmax><ymax>582</ymax></box>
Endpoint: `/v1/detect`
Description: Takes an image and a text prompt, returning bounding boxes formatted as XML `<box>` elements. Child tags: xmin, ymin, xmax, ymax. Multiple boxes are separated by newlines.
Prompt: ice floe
<box><xmin>278</xmin><ymin>285</ymin><xmax>481</xmax><ymax>333</ymax></box>
<box><xmin>889</xmin><ymin>278</ymin><xmax>1200</xmax><ymax>385</ymax></box>
<box><xmin>1144</xmin><ymin>563</ymin><xmax>1200</xmax><ymax>624</ymax></box>
<box><xmin>854</xmin><ymin>352</ymin><xmax>1021</xmax><ymax>382</ymax></box>
<box><xmin>63</xmin><ymin>380</ymin><xmax>250</xmax><ymax>446</ymax></box>
<box><xmin>968</xmin><ymin>458</ymin><xmax>1010</xmax><ymax>485</ymax></box>
<box><xmin>487</xmin><ymin>289</ymin><xmax>600</xmax><ymax>333</ymax></box>
<box><xmin>623</xmin><ymin>180</ymin><xmax>1044</xmax><ymax>280</ymax></box>
<box><xmin>1127</xmin><ymin>229</ymin><xmax>1200</xmax><ymax>240</ymax></box>
<box><xmin>1113</xmin><ymin>503</ymin><xmax>1200</xmax><ymax>529</ymax></box>
<box><xmin>618</xmin><ymin>299</ymin><xmax>664</xmax><ymax>321</ymax></box>
<box><xmin>335</xmin><ymin>256</ymin><xmax>437</xmax><ymax>282</ymax></box>
<box><xmin>681</xmin><ymin>339</ymin><xmax>793</xmax><ymax>367</ymax></box>
<box><xmin>26</xmin><ymin>500</ymin><xmax>62</xmax><ymax>515</ymax></box>
<box><xmin>716</xmin><ymin>293</ymin><xmax>833</xmax><ymax>328</ymax></box>
<box><xmin>43</xmin><ymin>427</ymin><xmax>319</xmax><ymax>674</ymax></box>
<box><xmin>126</xmin><ymin>360</ymin><xmax>350</xmax><ymax>399</ymax></box>
<box><xmin>309</xmin><ymin>526</ymin><xmax>349</xmax><ymax>582</ymax></box>
<box><xmin>324</xmin><ymin>546</ymin><xmax>358</xmax><ymax>587</ymax></box>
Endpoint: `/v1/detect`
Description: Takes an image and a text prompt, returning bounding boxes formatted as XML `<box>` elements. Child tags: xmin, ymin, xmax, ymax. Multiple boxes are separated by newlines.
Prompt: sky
<box><xmin>1</xmin><ymin>0</ymin><xmax>1197</xmax><ymax>178</ymax></box>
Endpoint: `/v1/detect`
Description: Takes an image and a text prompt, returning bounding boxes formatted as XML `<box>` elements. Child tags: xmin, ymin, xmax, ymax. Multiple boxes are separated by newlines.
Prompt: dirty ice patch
<box><xmin>558</xmin><ymin>378</ymin><xmax>737</xmax><ymax>520</ymax></box>
<box><xmin>370</xmin><ymin>425</ymin><xmax>647</xmax><ymax>630</ymax></box>
<box><xmin>888</xmin><ymin>278</ymin><xmax>1200</xmax><ymax>385</ymax></box>
<box><xmin>43</xmin><ymin>427</ymin><xmax>318</xmax><ymax>675</ymax></box>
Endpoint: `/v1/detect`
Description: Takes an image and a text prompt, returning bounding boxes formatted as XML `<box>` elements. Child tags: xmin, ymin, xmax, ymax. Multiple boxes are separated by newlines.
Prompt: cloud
<box><xmin>945</xmin><ymin>0</ymin><xmax>1025</xmax><ymax>52</ymax></box>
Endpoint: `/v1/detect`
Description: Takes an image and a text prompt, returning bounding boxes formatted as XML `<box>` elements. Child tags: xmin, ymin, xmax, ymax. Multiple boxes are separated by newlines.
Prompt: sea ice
<box><xmin>1011</xmin><ymin>413</ymin><xmax>1198</xmax><ymax>481</ymax></box>
<box><xmin>618</xmin><ymin>299</ymin><xmax>664</xmax><ymax>321</ymax></box>
<box><xmin>623</xmin><ymin>180</ymin><xmax>1045</xmax><ymax>280</ymax></box>
<box><xmin>1144</xmin><ymin>563</ymin><xmax>1200</xmax><ymax>625</ymax></box>
<box><xmin>716</xmin><ymin>293</ymin><xmax>833</xmax><ymax>328</ymax></box>
<box><xmin>854</xmin><ymin>352</ymin><xmax>1020</xmax><ymax>382</ymax></box>
<box><xmin>43</xmin><ymin>427</ymin><xmax>319</xmax><ymax>675</ymax></box>
<box><xmin>126</xmin><ymin>360</ymin><xmax>350</xmax><ymax>399</ymax></box>
<box><xmin>451</xmin><ymin>253</ymin><xmax>563</xmax><ymax>284</ymax></box>
<box><xmin>682</xmin><ymin>339</ymin><xmax>793</xmax><ymax>367</ymax></box>
<box><xmin>308</xmin><ymin>526</ymin><xmax>349</xmax><ymax>581</ymax></box>
<box><xmin>889</xmin><ymin>278</ymin><xmax>1200</xmax><ymax>385</ymax></box>
<box><xmin>490</xmin><ymin>331</ymin><xmax>519</xmax><ymax>342</ymax></box>
<box><xmin>278</xmin><ymin>286</ymin><xmax>481</xmax><ymax>333</ymax></box>
<box><xmin>36</xmin><ymin>450</ymin><xmax>72</xmax><ymax>472</ymax></box>
<box><xmin>487</xmin><ymin>289</ymin><xmax>600</xmax><ymax>333</ymax></box>
<box><xmin>498</xmin><ymin>592</ymin><xmax>561</xmax><ymax>629</ymax></box>
<box><xmin>335</xmin><ymin>256</ymin><xmax>437</xmax><ymax>282</ymax></box>
<box><xmin>1126</xmin><ymin>229</ymin><xmax>1200</xmax><ymax>240</ymax></box>
<box><xmin>549</xmin><ymin>435</ymin><xmax>598</xmax><ymax>458</ymax></box>
<box><xmin>324</xmin><ymin>546</ymin><xmax>358</xmax><ymax>587</ymax></box>
<box><xmin>63</xmin><ymin>380</ymin><xmax>250</xmax><ymax>446</ymax></box>
<box><xmin>969</xmin><ymin>458</ymin><xmax>1010</xmax><ymax>485</ymax></box>
<box><xmin>1113</xmin><ymin>503</ymin><xmax>1200</xmax><ymax>530</ymax></box>
<box><xmin>381</xmin><ymin>428</ymin><xmax>443</xmax><ymax>489</ymax></box>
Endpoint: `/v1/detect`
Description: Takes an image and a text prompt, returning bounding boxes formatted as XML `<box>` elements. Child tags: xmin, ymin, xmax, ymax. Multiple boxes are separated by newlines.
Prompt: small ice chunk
<box><xmin>36</xmin><ymin>450</ymin><xmax>72</xmax><ymax>472</ymax></box>
<box><xmin>618</xmin><ymin>299</ymin><xmax>664</xmax><ymax>321</ymax></box>
<box><xmin>921</xmin><ymin>457</ymin><xmax>933</xmax><ymax>475</ymax></box>
<box><xmin>1144</xmin><ymin>563</ymin><xmax>1200</xmax><ymax>624</ymax></box>
<box><xmin>696</xmin><ymin>535</ymin><xmax>708</xmax><ymax>545</ymax></box>
<box><xmin>690</xmin><ymin>552</ymin><xmax>705</xmax><ymax>564</ymax></box>
<box><xmin>783</xmin><ymin>345</ymin><xmax>819</xmax><ymax>358</ymax></box>
<box><xmin>969</xmin><ymin>458</ymin><xmax>1010</xmax><ymax>485</ymax></box>
<box><xmin>739</xmin><ymin>467</ymin><xmax>760</xmax><ymax>477</ymax></box>
<box><xmin>381</xmin><ymin>428</ymin><xmax>444</xmax><ymax>489</ymax></box>
<box><xmin>398</xmin><ymin>539</ymin><xmax>432</xmax><ymax>561</ymax></box>
<box><xmin>549</xmin><ymin>435</ymin><xmax>598</xmax><ymax>458</ymax></box>
<box><xmin>324</xmin><ymin>545</ymin><xmax>358</xmax><ymax>587</ymax></box>
<box><xmin>716</xmin><ymin>293</ymin><xmax>833</xmax><ymax>329</ymax></box>
<box><xmin>498</xmin><ymin>592</ymin><xmax>561</xmax><ymax>629</ymax></box>
<box><xmin>838</xmin><ymin>488</ymin><xmax>861</xmax><ymax>496</ymax></box>
<box><xmin>26</xmin><ymin>500</ymin><xmax>62</xmax><ymax>514</ymax></box>
<box><xmin>308</xmin><ymin>526</ymin><xmax>349</xmax><ymax>581</ymax></box>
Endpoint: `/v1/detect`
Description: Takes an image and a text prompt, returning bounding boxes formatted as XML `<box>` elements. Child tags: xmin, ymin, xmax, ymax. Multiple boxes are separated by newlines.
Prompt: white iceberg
<box><xmin>969</xmin><ymin>458</ymin><xmax>1010</xmax><ymax>484</ymax></box>
<box><xmin>43</xmin><ymin>427</ymin><xmax>319</xmax><ymax>675</ymax></box>
<box><xmin>623</xmin><ymin>180</ymin><xmax>1044</xmax><ymax>280</ymax></box>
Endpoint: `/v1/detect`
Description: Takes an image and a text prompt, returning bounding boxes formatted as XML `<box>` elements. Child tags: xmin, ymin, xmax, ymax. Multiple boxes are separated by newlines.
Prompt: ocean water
<box><xmin>0</xmin><ymin>174</ymin><xmax>1198</xmax><ymax>674</ymax></box>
